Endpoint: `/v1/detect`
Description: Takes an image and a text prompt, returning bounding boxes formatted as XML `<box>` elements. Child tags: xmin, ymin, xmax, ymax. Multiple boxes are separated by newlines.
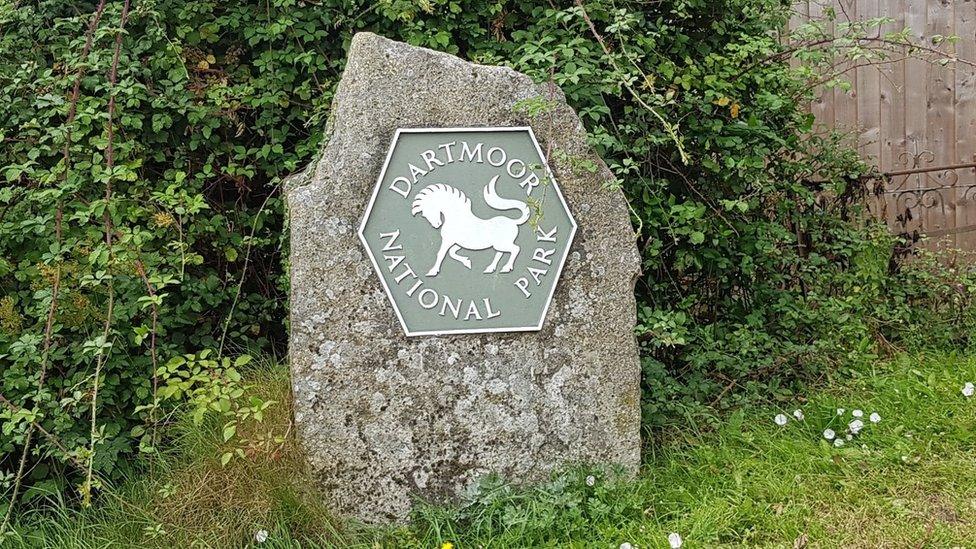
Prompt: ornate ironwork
<box><xmin>873</xmin><ymin>139</ymin><xmax>976</xmax><ymax>240</ymax></box>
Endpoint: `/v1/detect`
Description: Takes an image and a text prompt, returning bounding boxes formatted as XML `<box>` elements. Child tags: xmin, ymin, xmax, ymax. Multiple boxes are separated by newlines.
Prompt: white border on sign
<box><xmin>357</xmin><ymin>126</ymin><xmax>579</xmax><ymax>337</ymax></box>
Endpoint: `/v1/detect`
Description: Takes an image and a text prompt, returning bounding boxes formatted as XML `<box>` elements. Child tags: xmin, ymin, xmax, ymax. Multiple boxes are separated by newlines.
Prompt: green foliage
<box><xmin>148</xmin><ymin>350</ymin><xmax>276</xmax><ymax>466</ymax></box>
<box><xmin>388</xmin><ymin>353</ymin><xmax>976</xmax><ymax>547</ymax></box>
<box><xmin>1</xmin><ymin>0</ymin><xmax>973</xmax><ymax>510</ymax></box>
<box><xmin>871</xmin><ymin>245</ymin><xmax>976</xmax><ymax>349</ymax></box>
<box><xmin>0</xmin><ymin>0</ymin><xmax>322</xmax><ymax>509</ymax></box>
<box><xmin>5</xmin><ymin>360</ymin><xmax>339</xmax><ymax>548</ymax></box>
<box><xmin>7</xmin><ymin>352</ymin><xmax>976</xmax><ymax>546</ymax></box>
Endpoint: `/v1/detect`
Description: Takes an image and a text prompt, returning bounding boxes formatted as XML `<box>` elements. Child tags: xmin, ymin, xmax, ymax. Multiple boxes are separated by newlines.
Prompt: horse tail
<box><xmin>483</xmin><ymin>175</ymin><xmax>531</xmax><ymax>224</ymax></box>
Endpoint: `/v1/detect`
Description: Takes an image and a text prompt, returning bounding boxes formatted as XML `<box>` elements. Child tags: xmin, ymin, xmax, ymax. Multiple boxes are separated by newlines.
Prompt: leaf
<box><xmin>690</xmin><ymin>231</ymin><xmax>705</xmax><ymax>245</ymax></box>
<box><xmin>4</xmin><ymin>167</ymin><xmax>22</xmax><ymax>181</ymax></box>
<box><xmin>222</xmin><ymin>422</ymin><xmax>237</xmax><ymax>442</ymax></box>
<box><xmin>220</xmin><ymin>452</ymin><xmax>232</xmax><ymax>467</ymax></box>
<box><xmin>217</xmin><ymin>398</ymin><xmax>231</xmax><ymax>413</ymax></box>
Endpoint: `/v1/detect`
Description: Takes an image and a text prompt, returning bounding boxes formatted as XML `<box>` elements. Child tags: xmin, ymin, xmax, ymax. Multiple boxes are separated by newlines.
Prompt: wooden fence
<box><xmin>793</xmin><ymin>0</ymin><xmax>976</xmax><ymax>249</ymax></box>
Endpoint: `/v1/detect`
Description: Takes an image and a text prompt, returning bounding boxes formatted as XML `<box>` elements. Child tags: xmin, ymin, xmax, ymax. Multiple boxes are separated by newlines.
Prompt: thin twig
<box><xmin>738</xmin><ymin>34</ymin><xmax>976</xmax><ymax>82</ymax></box>
<box><xmin>86</xmin><ymin>0</ymin><xmax>130</xmax><ymax>506</ymax></box>
<box><xmin>0</xmin><ymin>394</ymin><xmax>85</xmax><ymax>470</ymax></box>
<box><xmin>0</xmin><ymin>0</ymin><xmax>107</xmax><ymax>535</ymax></box>
<box><xmin>575</xmin><ymin>0</ymin><xmax>688</xmax><ymax>164</ymax></box>
<box><xmin>133</xmin><ymin>259</ymin><xmax>160</xmax><ymax>455</ymax></box>
<box><xmin>218</xmin><ymin>184</ymin><xmax>279</xmax><ymax>358</ymax></box>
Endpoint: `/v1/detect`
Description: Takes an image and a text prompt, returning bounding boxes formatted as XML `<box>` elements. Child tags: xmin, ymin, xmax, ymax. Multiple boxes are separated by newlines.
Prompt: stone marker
<box><xmin>286</xmin><ymin>32</ymin><xmax>641</xmax><ymax>523</ymax></box>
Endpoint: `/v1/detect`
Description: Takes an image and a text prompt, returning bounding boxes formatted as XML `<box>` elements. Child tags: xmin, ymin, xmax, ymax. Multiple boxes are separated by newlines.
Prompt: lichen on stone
<box><xmin>286</xmin><ymin>32</ymin><xmax>641</xmax><ymax>524</ymax></box>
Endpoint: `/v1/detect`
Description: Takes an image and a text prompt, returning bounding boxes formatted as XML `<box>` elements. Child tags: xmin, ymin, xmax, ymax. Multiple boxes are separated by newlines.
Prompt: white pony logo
<box><xmin>411</xmin><ymin>175</ymin><xmax>531</xmax><ymax>276</ymax></box>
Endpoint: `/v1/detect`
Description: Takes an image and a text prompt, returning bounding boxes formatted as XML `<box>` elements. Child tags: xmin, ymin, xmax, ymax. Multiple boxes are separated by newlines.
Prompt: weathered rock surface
<box><xmin>286</xmin><ymin>32</ymin><xmax>641</xmax><ymax>523</ymax></box>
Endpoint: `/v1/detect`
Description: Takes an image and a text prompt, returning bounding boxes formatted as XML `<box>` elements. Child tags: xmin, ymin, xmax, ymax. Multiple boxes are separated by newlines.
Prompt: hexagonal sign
<box><xmin>359</xmin><ymin>127</ymin><xmax>577</xmax><ymax>336</ymax></box>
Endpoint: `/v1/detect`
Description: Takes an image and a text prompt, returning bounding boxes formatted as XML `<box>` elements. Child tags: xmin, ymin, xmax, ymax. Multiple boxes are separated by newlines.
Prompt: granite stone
<box><xmin>286</xmin><ymin>32</ymin><xmax>641</xmax><ymax>523</ymax></box>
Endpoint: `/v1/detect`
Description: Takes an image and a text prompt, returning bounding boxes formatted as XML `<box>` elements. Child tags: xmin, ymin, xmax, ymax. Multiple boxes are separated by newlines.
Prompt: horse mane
<box><xmin>410</xmin><ymin>183</ymin><xmax>471</xmax><ymax>216</ymax></box>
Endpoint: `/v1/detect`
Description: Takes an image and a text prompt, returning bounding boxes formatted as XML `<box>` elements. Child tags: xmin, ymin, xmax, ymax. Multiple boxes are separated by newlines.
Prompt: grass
<box><xmin>7</xmin><ymin>351</ymin><xmax>976</xmax><ymax>548</ymax></box>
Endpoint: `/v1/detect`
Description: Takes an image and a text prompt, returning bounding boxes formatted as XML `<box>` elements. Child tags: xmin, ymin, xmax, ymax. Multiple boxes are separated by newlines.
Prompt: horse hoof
<box><xmin>483</xmin><ymin>267</ymin><xmax>495</xmax><ymax>273</ymax></box>
<box><xmin>500</xmin><ymin>266</ymin><xmax>514</xmax><ymax>273</ymax></box>
<box><xmin>426</xmin><ymin>269</ymin><xmax>439</xmax><ymax>276</ymax></box>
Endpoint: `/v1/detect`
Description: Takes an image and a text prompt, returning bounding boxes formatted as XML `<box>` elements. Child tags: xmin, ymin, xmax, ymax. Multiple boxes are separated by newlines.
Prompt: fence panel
<box><xmin>796</xmin><ymin>0</ymin><xmax>976</xmax><ymax>248</ymax></box>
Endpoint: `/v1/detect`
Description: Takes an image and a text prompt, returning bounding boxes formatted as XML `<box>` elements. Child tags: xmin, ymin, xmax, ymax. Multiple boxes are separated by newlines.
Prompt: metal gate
<box><xmin>794</xmin><ymin>0</ymin><xmax>976</xmax><ymax>249</ymax></box>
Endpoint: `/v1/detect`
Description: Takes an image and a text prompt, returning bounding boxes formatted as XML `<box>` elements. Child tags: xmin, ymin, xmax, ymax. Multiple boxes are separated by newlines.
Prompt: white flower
<box><xmin>846</xmin><ymin>434</ymin><xmax>852</xmax><ymax>441</ymax></box>
<box><xmin>792</xmin><ymin>409</ymin><xmax>804</xmax><ymax>421</ymax></box>
<box><xmin>869</xmin><ymin>412</ymin><xmax>881</xmax><ymax>424</ymax></box>
<box><xmin>619</xmin><ymin>543</ymin><xmax>633</xmax><ymax>549</ymax></box>
<box><xmin>836</xmin><ymin>408</ymin><xmax>845</xmax><ymax>415</ymax></box>
<box><xmin>774</xmin><ymin>414</ymin><xmax>788</xmax><ymax>426</ymax></box>
<box><xmin>963</xmin><ymin>382</ymin><xmax>975</xmax><ymax>397</ymax></box>
<box><xmin>848</xmin><ymin>419</ymin><xmax>864</xmax><ymax>435</ymax></box>
<box><xmin>834</xmin><ymin>438</ymin><xmax>845</xmax><ymax>447</ymax></box>
<box><xmin>852</xmin><ymin>409</ymin><xmax>863</xmax><ymax>418</ymax></box>
<box><xmin>255</xmin><ymin>529</ymin><xmax>269</xmax><ymax>544</ymax></box>
<box><xmin>668</xmin><ymin>532</ymin><xmax>683</xmax><ymax>548</ymax></box>
<box><xmin>586</xmin><ymin>475</ymin><xmax>596</xmax><ymax>487</ymax></box>
<box><xmin>823</xmin><ymin>428</ymin><xmax>836</xmax><ymax>440</ymax></box>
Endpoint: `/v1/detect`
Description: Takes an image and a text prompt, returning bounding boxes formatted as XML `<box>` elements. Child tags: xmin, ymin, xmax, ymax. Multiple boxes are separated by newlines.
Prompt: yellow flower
<box><xmin>152</xmin><ymin>211</ymin><xmax>175</xmax><ymax>228</ymax></box>
<box><xmin>730</xmin><ymin>102</ymin><xmax>740</xmax><ymax>118</ymax></box>
<box><xmin>441</xmin><ymin>543</ymin><xmax>454</xmax><ymax>549</ymax></box>
<box><xmin>0</xmin><ymin>296</ymin><xmax>22</xmax><ymax>336</ymax></box>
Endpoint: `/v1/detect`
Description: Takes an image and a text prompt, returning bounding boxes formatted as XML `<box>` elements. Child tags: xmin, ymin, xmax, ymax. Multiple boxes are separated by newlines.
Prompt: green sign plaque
<box><xmin>359</xmin><ymin>127</ymin><xmax>577</xmax><ymax>336</ymax></box>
